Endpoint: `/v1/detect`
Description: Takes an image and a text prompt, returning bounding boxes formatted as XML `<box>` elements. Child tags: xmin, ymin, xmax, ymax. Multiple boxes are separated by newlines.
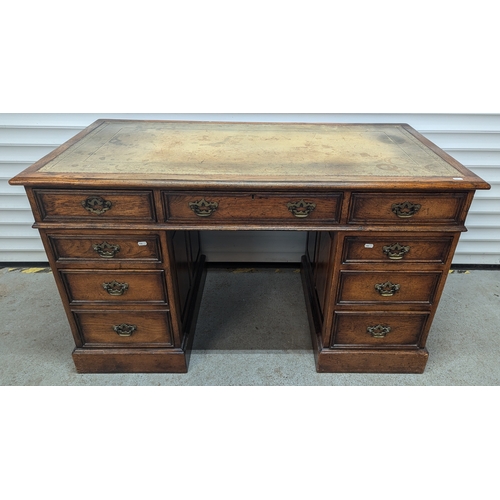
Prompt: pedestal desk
<box><xmin>10</xmin><ymin>120</ymin><xmax>490</xmax><ymax>374</ymax></box>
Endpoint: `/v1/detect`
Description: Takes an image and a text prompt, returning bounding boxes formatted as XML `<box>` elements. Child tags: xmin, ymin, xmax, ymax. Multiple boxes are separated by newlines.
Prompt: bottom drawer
<box><xmin>74</xmin><ymin>310</ymin><xmax>174</xmax><ymax>347</ymax></box>
<box><xmin>331</xmin><ymin>311</ymin><xmax>429</xmax><ymax>348</ymax></box>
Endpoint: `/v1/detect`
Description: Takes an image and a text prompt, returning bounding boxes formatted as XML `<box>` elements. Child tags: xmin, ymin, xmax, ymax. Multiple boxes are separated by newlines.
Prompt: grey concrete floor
<box><xmin>1</xmin><ymin>265</ymin><xmax>499</xmax><ymax>385</ymax></box>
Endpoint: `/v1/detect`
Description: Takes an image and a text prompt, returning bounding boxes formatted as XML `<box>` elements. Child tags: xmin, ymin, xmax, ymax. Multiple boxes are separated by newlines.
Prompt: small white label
<box><xmin>364</xmin><ymin>243</ymin><xmax>374</xmax><ymax>248</ymax></box>
<box><xmin>138</xmin><ymin>241</ymin><xmax>148</xmax><ymax>246</ymax></box>
<box><xmin>453</xmin><ymin>177</ymin><xmax>463</xmax><ymax>180</ymax></box>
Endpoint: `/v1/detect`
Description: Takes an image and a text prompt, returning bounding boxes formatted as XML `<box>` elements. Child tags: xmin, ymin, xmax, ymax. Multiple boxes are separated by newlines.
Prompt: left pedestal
<box><xmin>30</xmin><ymin>187</ymin><xmax>206</xmax><ymax>374</ymax></box>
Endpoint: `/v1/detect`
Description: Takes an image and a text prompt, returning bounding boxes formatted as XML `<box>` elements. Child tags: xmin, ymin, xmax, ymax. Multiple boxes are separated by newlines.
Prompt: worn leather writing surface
<box><xmin>39</xmin><ymin>121</ymin><xmax>460</xmax><ymax>179</ymax></box>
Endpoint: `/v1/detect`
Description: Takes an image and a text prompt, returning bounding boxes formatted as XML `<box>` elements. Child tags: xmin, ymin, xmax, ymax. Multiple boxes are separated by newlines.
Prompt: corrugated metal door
<box><xmin>1</xmin><ymin>113</ymin><xmax>498</xmax><ymax>264</ymax></box>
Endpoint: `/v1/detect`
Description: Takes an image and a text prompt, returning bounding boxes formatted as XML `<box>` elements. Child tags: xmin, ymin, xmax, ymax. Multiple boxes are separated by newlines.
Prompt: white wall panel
<box><xmin>0</xmin><ymin>127</ymin><xmax>81</xmax><ymax>144</ymax></box>
<box><xmin>1</xmin><ymin>114</ymin><xmax>499</xmax><ymax>265</ymax></box>
<box><xmin>448</xmin><ymin>150</ymin><xmax>500</xmax><ymax>165</ymax></box>
<box><xmin>424</xmin><ymin>133</ymin><xmax>500</xmax><ymax>149</ymax></box>
<box><xmin>465</xmin><ymin>213</ymin><xmax>500</xmax><ymax>226</ymax></box>
<box><xmin>471</xmin><ymin>197</ymin><xmax>500</xmax><ymax>212</ymax></box>
<box><xmin>0</xmin><ymin>194</ymin><xmax>31</xmax><ymax>209</ymax></box>
<box><xmin>0</xmin><ymin>211</ymin><xmax>35</xmax><ymax>224</ymax></box>
<box><xmin>0</xmin><ymin>145</ymin><xmax>58</xmax><ymax>162</ymax></box>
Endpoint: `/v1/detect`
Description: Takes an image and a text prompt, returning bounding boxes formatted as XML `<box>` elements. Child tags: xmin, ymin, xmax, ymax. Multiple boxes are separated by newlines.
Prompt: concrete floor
<box><xmin>1</xmin><ymin>265</ymin><xmax>499</xmax><ymax>385</ymax></box>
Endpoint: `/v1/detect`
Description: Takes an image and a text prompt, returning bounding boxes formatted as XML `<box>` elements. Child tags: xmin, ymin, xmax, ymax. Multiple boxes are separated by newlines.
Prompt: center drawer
<box><xmin>163</xmin><ymin>192</ymin><xmax>342</xmax><ymax>224</ymax></box>
<box><xmin>60</xmin><ymin>270</ymin><xmax>168</xmax><ymax>304</ymax></box>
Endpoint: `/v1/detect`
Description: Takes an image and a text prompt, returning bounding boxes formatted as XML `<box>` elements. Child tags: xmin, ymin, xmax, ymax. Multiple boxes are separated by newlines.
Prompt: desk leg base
<box><xmin>314</xmin><ymin>348</ymin><xmax>429</xmax><ymax>374</ymax></box>
<box><xmin>72</xmin><ymin>348</ymin><xmax>189</xmax><ymax>373</ymax></box>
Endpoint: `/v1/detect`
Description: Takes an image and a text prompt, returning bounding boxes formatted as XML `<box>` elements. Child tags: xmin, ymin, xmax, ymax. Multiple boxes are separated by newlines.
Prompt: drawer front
<box><xmin>337</xmin><ymin>271</ymin><xmax>441</xmax><ymax>305</ymax></box>
<box><xmin>74</xmin><ymin>310</ymin><xmax>173</xmax><ymax>346</ymax></box>
<box><xmin>331</xmin><ymin>311</ymin><xmax>429</xmax><ymax>347</ymax></box>
<box><xmin>34</xmin><ymin>189</ymin><xmax>156</xmax><ymax>222</ymax></box>
<box><xmin>348</xmin><ymin>192</ymin><xmax>468</xmax><ymax>224</ymax></box>
<box><xmin>61</xmin><ymin>270</ymin><xmax>168</xmax><ymax>304</ymax></box>
<box><xmin>164</xmin><ymin>192</ymin><xmax>342</xmax><ymax>224</ymax></box>
<box><xmin>342</xmin><ymin>235</ymin><xmax>455</xmax><ymax>264</ymax></box>
<box><xmin>49</xmin><ymin>234</ymin><xmax>161</xmax><ymax>262</ymax></box>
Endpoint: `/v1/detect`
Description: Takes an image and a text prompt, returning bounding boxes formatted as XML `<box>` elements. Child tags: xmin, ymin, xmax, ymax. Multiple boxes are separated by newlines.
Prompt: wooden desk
<box><xmin>10</xmin><ymin>120</ymin><xmax>490</xmax><ymax>373</ymax></box>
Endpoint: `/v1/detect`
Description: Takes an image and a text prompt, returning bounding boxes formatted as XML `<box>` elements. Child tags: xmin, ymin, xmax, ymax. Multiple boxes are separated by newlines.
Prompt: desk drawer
<box><xmin>61</xmin><ymin>270</ymin><xmax>168</xmax><ymax>304</ymax></box>
<box><xmin>348</xmin><ymin>192</ymin><xmax>468</xmax><ymax>225</ymax></box>
<box><xmin>74</xmin><ymin>310</ymin><xmax>173</xmax><ymax>347</ymax></box>
<box><xmin>164</xmin><ymin>192</ymin><xmax>342</xmax><ymax>224</ymax></box>
<box><xmin>337</xmin><ymin>271</ymin><xmax>441</xmax><ymax>305</ymax></box>
<box><xmin>331</xmin><ymin>311</ymin><xmax>428</xmax><ymax>347</ymax></box>
<box><xmin>49</xmin><ymin>234</ymin><xmax>161</xmax><ymax>263</ymax></box>
<box><xmin>34</xmin><ymin>189</ymin><xmax>156</xmax><ymax>222</ymax></box>
<box><xmin>342</xmin><ymin>235</ymin><xmax>455</xmax><ymax>264</ymax></box>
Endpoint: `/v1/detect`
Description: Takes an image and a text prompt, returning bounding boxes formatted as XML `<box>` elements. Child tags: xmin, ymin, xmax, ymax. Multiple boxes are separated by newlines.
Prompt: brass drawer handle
<box><xmin>391</xmin><ymin>201</ymin><xmax>421</xmax><ymax>218</ymax></box>
<box><xmin>82</xmin><ymin>196</ymin><xmax>113</xmax><ymax>215</ymax></box>
<box><xmin>367</xmin><ymin>324</ymin><xmax>391</xmax><ymax>338</ymax></box>
<box><xmin>188</xmin><ymin>198</ymin><xmax>219</xmax><ymax>217</ymax></box>
<box><xmin>113</xmin><ymin>323</ymin><xmax>137</xmax><ymax>337</ymax></box>
<box><xmin>102</xmin><ymin>280</ymin><xmax>129</xmax><ymax>296</ymax></box>
<box><xmin>383</xmin><ymin>243</ymin><xmax>410</xmax><ymax>260</ymax></box>
<box><xmin>375</xmin><ymin>281</ymin><xmax>400</xmax><ymax>296</ymax></box>
<box><xmin>93</xmin><ymin>241</ymin><xmax>121</xmax><ymax>258</ymax></box>
<box><xmin>287</xmin><ymin>199</ymin><xmax>316</xmax><ymax>218</ymax></box>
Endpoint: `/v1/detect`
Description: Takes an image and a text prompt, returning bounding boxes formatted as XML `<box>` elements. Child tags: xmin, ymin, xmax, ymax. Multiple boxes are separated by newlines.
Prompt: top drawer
<box><xmin>342</xmin><ymin>234</ymin><xmax>455</xmax><ymax>264</ymax></box>
<box><xmin>348</xmin><ymin>192</ymin><xmax>468</xmax><ymax>225</ymax></box>
<box><xmin>33</xmin><ymin>190</ymin><xmax>156</xmax><ymax>223</ymax></box>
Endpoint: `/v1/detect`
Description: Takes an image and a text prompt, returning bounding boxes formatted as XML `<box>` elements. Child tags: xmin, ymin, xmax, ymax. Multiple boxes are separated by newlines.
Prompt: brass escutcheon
<box><xmin>391</xmin><ymin>201</ymin><xmax>421</xmax><ymax>218</ymax></box>
<box><xmin>188</xmin><ymin>198</ymin><xmax>219</xmax><ymax>217</ymax></box>
<box><xmin>81</xmin><ymin>196</ymin><xmax>112</xmax><ymax>215</ymax></box>
<box><xmin>102</xmin><ymin>280</ymin><xmax>129</xmax><ymax>296</ymax></box>
<box><xmin>367</xmin><ymin>324</ymin><xmax>391</xmax><ymax>338</ymax></box>
<box><xmin>287</xmin><ymin>199</ymin><xmax>316</xmax><ymax>218</ymax></box>
<box><xmin>374</xmin><ymin>281</ymin><xmax>400</xmax><ymax>296</ymax></box>
<box><xmin>93</xmin><ymin>241</ymin><xmax>121</xmax><ymax>258</ymax></box>
<box><xmin>383</xmin><ymin>243</ymin><xmax>410</xmax><ymax>260</ymax></box>
<box><xmin>113</xmin><ymin>323</ymin><xmax>137</xmax><ymax>337</ymax></box>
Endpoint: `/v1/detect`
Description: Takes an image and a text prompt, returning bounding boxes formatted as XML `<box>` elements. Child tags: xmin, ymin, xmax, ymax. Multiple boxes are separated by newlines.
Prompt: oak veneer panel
<box><xmin>164</xmin><ymin>192</ymin><xmax>342</xmax><ymax>224</ymax></box>
<box><xmin>171</xmin><ymin>231</ymin><xmax>192</xmax><ymax>319</ymax></box>
<box><xmin>342</xmin><ymin>234</ymin><xmax>455</xmax><ymax>264</ymax></box>
<box><xmin>61</xmin><ymin>270</ymin><xmax>168</xmax><ymax>304</ymax></box>
<box><xmin>331</xmin><ymin>311</ymin><xmax>429</xmax><ymax>347</ymax></box>
<box><xmin>49</xmin><ymin>234</ymin><xmax>161</xmax><ymax>262</ymax></box>
<box><xmin>337</xmin><ymin>271</ymin><xmax>441</xmax><ymax>305</ymax></box>
<box><xmin>314</xmin><ymin>232</ymin><xmax>334</xmax><ymax>316</ymax></box>
<box><xmin>348</xmin><ymin>192</ymin><xmax>468</xmax><ymax>225</ymax></box>
<box><xmin>34</xmin><ymin>189</ymin><xmax>156</xmax><ymax>222</ymax></box>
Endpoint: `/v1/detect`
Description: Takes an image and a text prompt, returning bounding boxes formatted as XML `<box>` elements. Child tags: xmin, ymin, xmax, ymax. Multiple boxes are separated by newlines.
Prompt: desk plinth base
<box><xmin>72</xmin><ymin>348</ymin><xmax>189</xmax><ymax>373</ymax></box>
<box><xmin>313</xmin><ymin>347</ymin><xmax>429</xmax><ymax>374</ymax></box>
